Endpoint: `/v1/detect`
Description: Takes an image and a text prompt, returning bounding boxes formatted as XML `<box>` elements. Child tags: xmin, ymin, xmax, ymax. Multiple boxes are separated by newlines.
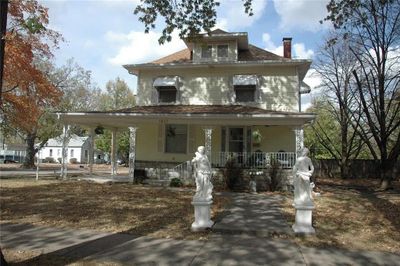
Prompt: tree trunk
<box><xmin>23</xmin><ymin>133</ymin><xmax>37</xmax><ymax>169</ymax></box>
<box><xmin>379</xmin><ymin>159</ymin><xmax>393</xmax><ymax>190</ymax></box>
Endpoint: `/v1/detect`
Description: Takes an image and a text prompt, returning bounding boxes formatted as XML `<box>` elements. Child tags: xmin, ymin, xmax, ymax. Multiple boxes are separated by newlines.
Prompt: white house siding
<box><xmin>137</xmin><ymin>65</ymin><xmax>299</xmax><ymax>112</ymax></box>
<box><xmin>192</xmin><ymin>40</ymin><xmax>237</xmax><ymax>62</ymax></box>
<box><xmin>39</xmin><ymin>146</ymin><xmax>85</xmax><ymax>163</ymax></box>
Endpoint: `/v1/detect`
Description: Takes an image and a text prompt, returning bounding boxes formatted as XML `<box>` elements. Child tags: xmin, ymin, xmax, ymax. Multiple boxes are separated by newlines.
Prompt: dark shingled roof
<box><xmin>151</xmin><ymin>49</ymin><xmax>191</xmax><ymax>64</ymax></box>
<box><xmin>239</xmin><ymin>44</ymin><xmax>284</xmax><ymax>61</ymax></box>
<box><xmin>103</xmin><ymin>105</ymin><xmax>304</xmax><ymax>115</ymax></box>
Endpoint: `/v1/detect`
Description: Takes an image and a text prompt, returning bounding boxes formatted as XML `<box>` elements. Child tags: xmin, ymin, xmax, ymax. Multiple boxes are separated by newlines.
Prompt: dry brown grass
<box><xmin>0</xmin><ymin>179</ymin><xmax>229</xmax><ymax>240</ymax></box>
<box><xmin>281</xmin><ymin>178</ymin><xmax>400</xmax><ymax>254</ymax></box>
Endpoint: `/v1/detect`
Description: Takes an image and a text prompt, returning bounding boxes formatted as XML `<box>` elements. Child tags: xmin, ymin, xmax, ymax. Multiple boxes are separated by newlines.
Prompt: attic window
<box><xmin>201</xmin><ymin>45</ymin><xmax>212</xmax><ymax>58</ymax></box>
<box><xmin>217</xmin><ymin>45</ymin><xmax>228</xmax><ymax>58</ymax></box>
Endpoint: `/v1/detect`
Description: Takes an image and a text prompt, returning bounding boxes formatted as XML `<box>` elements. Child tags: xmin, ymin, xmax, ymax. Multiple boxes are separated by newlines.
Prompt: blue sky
<box><xmin>40</xmin><ymin>0</ymin><xmax>330</xmax><ymax>109</ymax></box>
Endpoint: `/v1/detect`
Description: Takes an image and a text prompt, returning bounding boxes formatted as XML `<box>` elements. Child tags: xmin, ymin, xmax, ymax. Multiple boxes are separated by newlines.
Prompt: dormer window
<box><xmin>153</xmin><ymin>76</ymin><xmax>179</xmax><ymax>104</ymax></box>
<box><xmin>217</xmin><ymin>44</ymin><xmax>229</xmax><ymax>58</ymax></box>
<box><xmin>233</xmin><ymin>75</ymin><xmax>259</xmax><ymax>103</ymax></box>
<box><xmin>201</xmin><ymin>45</ymin><xmax>212</xmax><ymax>59</ymax></box>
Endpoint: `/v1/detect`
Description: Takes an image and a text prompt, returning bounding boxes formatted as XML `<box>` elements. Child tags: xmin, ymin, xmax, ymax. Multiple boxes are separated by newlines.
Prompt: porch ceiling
<box><xmin>56</xmin><ymin>105</ymin><xmax>315</xmax><ymax>129</ymax></box>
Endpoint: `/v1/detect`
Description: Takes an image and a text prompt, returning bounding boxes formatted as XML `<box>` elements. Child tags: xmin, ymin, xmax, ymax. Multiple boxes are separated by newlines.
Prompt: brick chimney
<box><xmin>283</xmin><ymin>37</ymin><xmax>292</xmax><ymax>59</ymax></box>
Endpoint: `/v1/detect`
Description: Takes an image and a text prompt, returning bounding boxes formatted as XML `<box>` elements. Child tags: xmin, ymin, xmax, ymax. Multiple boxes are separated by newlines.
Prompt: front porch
<box><xmin>56</xmin><ymin>105</ymin><xmax>314</xmax><ymax>182</ymax></box>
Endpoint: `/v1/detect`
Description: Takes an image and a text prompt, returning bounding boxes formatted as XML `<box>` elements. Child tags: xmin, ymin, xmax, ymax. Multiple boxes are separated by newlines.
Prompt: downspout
<box><xmin>296</xmin><ymin>67</ymin><xmax>301</xmax><ymax>112</ymax></box>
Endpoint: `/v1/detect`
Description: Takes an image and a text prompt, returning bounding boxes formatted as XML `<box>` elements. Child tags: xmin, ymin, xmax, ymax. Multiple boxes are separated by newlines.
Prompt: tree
<box><xmin>99</xmin><ymin>77</ymin><xmax>136</xmax><ymax>110</ymax></box>
<box><xmin>1</xmin><ymin>0</ymin><xmax>62</xmax><ymax>168</ymax></box>
<box><xmin>134</xmin><ymin>0</ymin><xmax>253</xmax><ymax>44</ymax></box>
<box><xmin>324</xmin><ymin>0</ymin><xmax>400</xmax><ymax>189</ymax></box>
<box><xmin>95</xmin><ymin>78</ymin><xmax>135</xmax><ymax>163</ymax></box>
<box><xmin>310</xmin><ymin>34</ymin><xmax>365</xmax><ymax>178</ymax></box>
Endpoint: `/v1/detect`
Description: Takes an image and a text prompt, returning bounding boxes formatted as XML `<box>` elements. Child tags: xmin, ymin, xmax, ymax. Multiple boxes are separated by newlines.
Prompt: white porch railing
<box><xmin>211</xmin><ymin>152</ymin><xmax>296</xmax><ymax>169</ymax></box>
<box><xmin>168</xmin><ymin>160</ymin><xmax>192</xmax><ymax>180</ymax></box>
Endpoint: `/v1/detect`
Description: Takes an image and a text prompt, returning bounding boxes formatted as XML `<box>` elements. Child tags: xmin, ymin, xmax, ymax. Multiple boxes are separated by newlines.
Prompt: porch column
<box><xmin>203</xmin><ymin>127</ymin><xmax>213</xmax><ymax>162</ymax></box>
<box><xmin>61</xmin><ymin>124</ymin><xmax>70</xmax><ymax>180</ymax></box>
<box><xmin>128</xmin><ymin>126</ymin><xmax>138</xmax><ymax>183</ymax></box>
<box><xmin>111</xmin><ymin>128</ymin><xmax>118</xmax><ymax>177</ymax></box>
<box><xmin>294</xmin><ymin>127</ymin><xmax>304</xmax><ymax>157</ymax></box>
<box><xmin>88</xmin><ymin>128</ymin><xmax>95</xmax><ymax>177</ymax></box>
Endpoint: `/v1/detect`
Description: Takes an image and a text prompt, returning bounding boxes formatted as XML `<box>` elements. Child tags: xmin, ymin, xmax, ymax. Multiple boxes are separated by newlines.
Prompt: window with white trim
<box><xmin>165</xmin><ymin>124</ymin><xmax>187</xmax><ymax>153</ymax></box>
<box><xmin>217</xmin><ymin>44</ymin><xmax>229</xmax><ymax>58</ymax></box>
<box><xmin>153</xmin><ymin>76</ymin><xmax>179</xmax><ymax>104</ymax></box>
<box><xmin>201</xmin><ymin>45</ymin><xmax>212</xmax><ymax>59</ymax></box>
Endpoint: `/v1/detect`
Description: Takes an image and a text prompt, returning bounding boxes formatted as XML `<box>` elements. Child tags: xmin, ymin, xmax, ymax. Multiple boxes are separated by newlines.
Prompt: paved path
<box><xmin>1</xmin><ymin>193</ymin><xmax>400</xmax><ymax>265</ymax></box>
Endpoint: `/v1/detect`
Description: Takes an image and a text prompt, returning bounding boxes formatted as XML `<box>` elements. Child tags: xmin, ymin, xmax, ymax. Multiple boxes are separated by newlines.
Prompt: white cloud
<box><xmin>216</xmin><ymin>0</ymin><xmax>268</xmax><ymax>30</ymax></box>
<box><xmin>293</xmin><ymin>43</ymin><xmax>314</xmax><ymax>59</ymax></box>
<box><xmin>262</xmin><ymin>33</ymin><xmax>314</xmax><ymax>59</ymax></box>
<box><xmin>273</xmin><ymin>0</ymin><xmax>330</xmax><ymax>32</ymax></box>
<box><xmin>302</xmin><ymin>69</ymin><xmax>323</xmax><ymax>111</ymax></box>
<box><xmin>106</xmin><ymin>31</ymin><xmax>186</xmax><ymax>66</ymax></box>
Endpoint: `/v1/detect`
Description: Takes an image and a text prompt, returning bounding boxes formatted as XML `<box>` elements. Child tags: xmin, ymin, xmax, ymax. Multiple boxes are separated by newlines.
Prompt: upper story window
<box><xmin>235</xmin><ymin>86</ymin><xmax>256</xmax><ymax>102</ymax></box>
<box><xmin>158</xmin><ymin>86</ymin><xmax>177</xmax><ymax>103</ymax></box>
<box><xmin>153</xmin><ymin>76</ymin><xmax>179</xmax><ymax>104</ymax></box>
<box><xmin>217</xmin><ymin>44</ymin><xmax>229</xmax><ymax>58</ymax></box>
<box><xmin>201</xmin><ymin>45</ymin><xmax>212</xmax><ymax>59</ymax></box>
<box><xmin>232</xmin><ymin>75</ymin><xmax>258</xmax><ymax>103</ymax></box>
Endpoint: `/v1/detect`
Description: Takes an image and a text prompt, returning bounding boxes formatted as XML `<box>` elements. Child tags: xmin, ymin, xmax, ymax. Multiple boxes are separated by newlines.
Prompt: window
<box><xmin>235</xmin><ymin>85</ymin><xmax>256</xmax><ymax>102</ymax></box>
<box><xmin>57</xmin><ymin>149</ymin><xmax>61</xmax><ymax>156</ymax></box>
<box><xmin>158</xmin><ymin>86</ymin><xmax>177</xmax><ymax>103</ymax></box>
<box><xmin>165</xmin><ymin>124</ymin><xmax>187</xmax><ymax>153</ymax></box>
<box><xmin>49</xmin><ymin>149</ymin><xmax>53</xmax><ymax>157</ymax></box>
<box><xmin>153</xmin><ymin>77</ymin><xmax>179</xmax><ymax>104</ymax></box>
<box><xmin>201</xmin><ymin>45</ymin><xmax>212</xmax><ymax>58</ymax></box>
<box><xmin>70</xmin><ymin>149</ymin><xmax>74</xmax><ymax>158</ymax></box>
<box><xmin>217</xmin><ymin>45</ymin><xmax>229</xmax><ymax>58</ymax></box>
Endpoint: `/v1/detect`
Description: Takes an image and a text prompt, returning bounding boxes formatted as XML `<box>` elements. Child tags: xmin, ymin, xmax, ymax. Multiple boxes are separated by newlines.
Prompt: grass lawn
<box><xmin>0</xmin><ymin>178</ymin><xmax>229</xmax><ymax>264</ymax></box>
<box><xmin>281</xmin><ymin>178</ymin><xmax>400</xmax><ymax>254</ymax></box>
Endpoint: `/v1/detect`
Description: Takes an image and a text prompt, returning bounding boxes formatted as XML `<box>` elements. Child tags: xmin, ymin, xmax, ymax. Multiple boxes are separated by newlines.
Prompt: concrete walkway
<box><xmin>1</xmin><ymin>193</ymin><xmax>400</xmax><ymax>265</ymax></box>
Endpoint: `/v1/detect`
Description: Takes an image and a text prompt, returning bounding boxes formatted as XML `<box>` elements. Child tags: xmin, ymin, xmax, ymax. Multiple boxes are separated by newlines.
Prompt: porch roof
<box><xmin>56</xmin><ymin>105</ymin><xmax>316</xmax><ymax>128</ymax></box>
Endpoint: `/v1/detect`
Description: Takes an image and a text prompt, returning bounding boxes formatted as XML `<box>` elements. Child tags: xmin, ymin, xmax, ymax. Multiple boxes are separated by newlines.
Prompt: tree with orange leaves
<box><xmin>1</xmin><ymin>0</ymin><xmax>62</xmax><ymax>168</ymax></box>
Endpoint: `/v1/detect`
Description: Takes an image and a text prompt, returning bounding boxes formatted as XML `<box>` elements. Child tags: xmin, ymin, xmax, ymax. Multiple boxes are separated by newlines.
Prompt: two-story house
<box><xmin>57</xmin><ymin>29</ymin><xmax>315</xmax><ymax>180</ymax></box>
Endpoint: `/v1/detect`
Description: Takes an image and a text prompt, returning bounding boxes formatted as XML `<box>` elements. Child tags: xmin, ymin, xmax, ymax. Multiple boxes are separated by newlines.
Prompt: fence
<box><xmin>313</xmin><ymin>159</ymin><xmax>400</xmax><ymax>179</ymax></box>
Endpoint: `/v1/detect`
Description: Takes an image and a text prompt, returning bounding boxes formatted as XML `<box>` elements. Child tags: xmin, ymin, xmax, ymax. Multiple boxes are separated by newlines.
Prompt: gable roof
<box><xmin>45</xmin><ymin>134</ymin><xmax>87</xmax><ymax>147</ymax></box>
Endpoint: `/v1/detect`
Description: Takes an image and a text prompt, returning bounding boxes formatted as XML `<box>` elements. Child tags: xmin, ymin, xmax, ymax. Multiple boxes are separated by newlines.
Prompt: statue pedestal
<box><xmin>191</xmin><ymin>198</ymin><xmax>214</xmax><ymax>231</ymax></box>
<box><xmin>292</xmin><ymin>203</ymin><xmax>315</xmax><ymax>234</ymax></box>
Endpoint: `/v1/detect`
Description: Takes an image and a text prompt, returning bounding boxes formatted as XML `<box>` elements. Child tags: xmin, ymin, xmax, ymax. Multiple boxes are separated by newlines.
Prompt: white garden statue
<box><xmin>293</xmin><ymin>147</ymin><xmax>314</xmax><ymax>206</ymax></box>
<box><xmin>191</xmin><ymin>146</ymin><xmax>214</xmax><ymax>231</ymax></box>
<box><xmin>292</xmin><ymin>147</ymin><xmax>316</xmax><ymax>234</ymax></box>
<box><xmin>191</xmin><ymin>146</ymin><xmax>213</xmax><ymax>201</ymax></box>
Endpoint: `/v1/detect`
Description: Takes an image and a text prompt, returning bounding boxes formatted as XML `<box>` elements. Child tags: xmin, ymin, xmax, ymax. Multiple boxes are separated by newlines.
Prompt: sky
<box><xmin>40</xmin><ymin>0</ymin><xmax>331</xmax><ymax>110</ymax></box>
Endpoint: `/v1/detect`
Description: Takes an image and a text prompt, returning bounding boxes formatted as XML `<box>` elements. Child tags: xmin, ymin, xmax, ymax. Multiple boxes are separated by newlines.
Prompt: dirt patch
<box><xmin>281</xmin><ymin>178</ymin><xmax>400</xmax><ymax>254</ymax></box>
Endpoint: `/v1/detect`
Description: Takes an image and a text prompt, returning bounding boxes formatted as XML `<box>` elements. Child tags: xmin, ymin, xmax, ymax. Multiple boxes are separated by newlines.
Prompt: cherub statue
<box><xmin>293</xmin><ymin>147</ymin><xmax>314</xmax><ymax>205</ymax></box>
<box><xmin>191</xmin><ymin>146</ymin><xmax>213</xmax><ymax>201</ymax></box>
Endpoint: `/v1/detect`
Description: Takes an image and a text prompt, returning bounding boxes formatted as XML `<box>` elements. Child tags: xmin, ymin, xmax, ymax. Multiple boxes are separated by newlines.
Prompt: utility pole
<box><xmin>0</xmin><ymin>0</ymin><xmax>9</xmax><ymax>105</ymax></box>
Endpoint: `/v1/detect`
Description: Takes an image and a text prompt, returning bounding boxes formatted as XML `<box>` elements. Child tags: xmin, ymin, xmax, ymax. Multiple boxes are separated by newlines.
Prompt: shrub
<box><xmin>170</xmin><ymin>177</ymin><xmax>183</xmax><ymax>187</ymax></box>
<box><xmin>69</xmin><ymin>158</ymin><xmax>78</xmax><ymax>164</ymax></box>
<box><xmin>268</xmin><ymin>159</ymin><xmax>283</xmax><ymax>191</ymax></box>
<box><xmin>222</xmin><ymin>158</ymin><xmax>244</xmax><ymax>191</ymax></box>
<box><xmin>44</xmin><ymin>157</ymin><xmax>55</xmax><ymax>163</ymax></box>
